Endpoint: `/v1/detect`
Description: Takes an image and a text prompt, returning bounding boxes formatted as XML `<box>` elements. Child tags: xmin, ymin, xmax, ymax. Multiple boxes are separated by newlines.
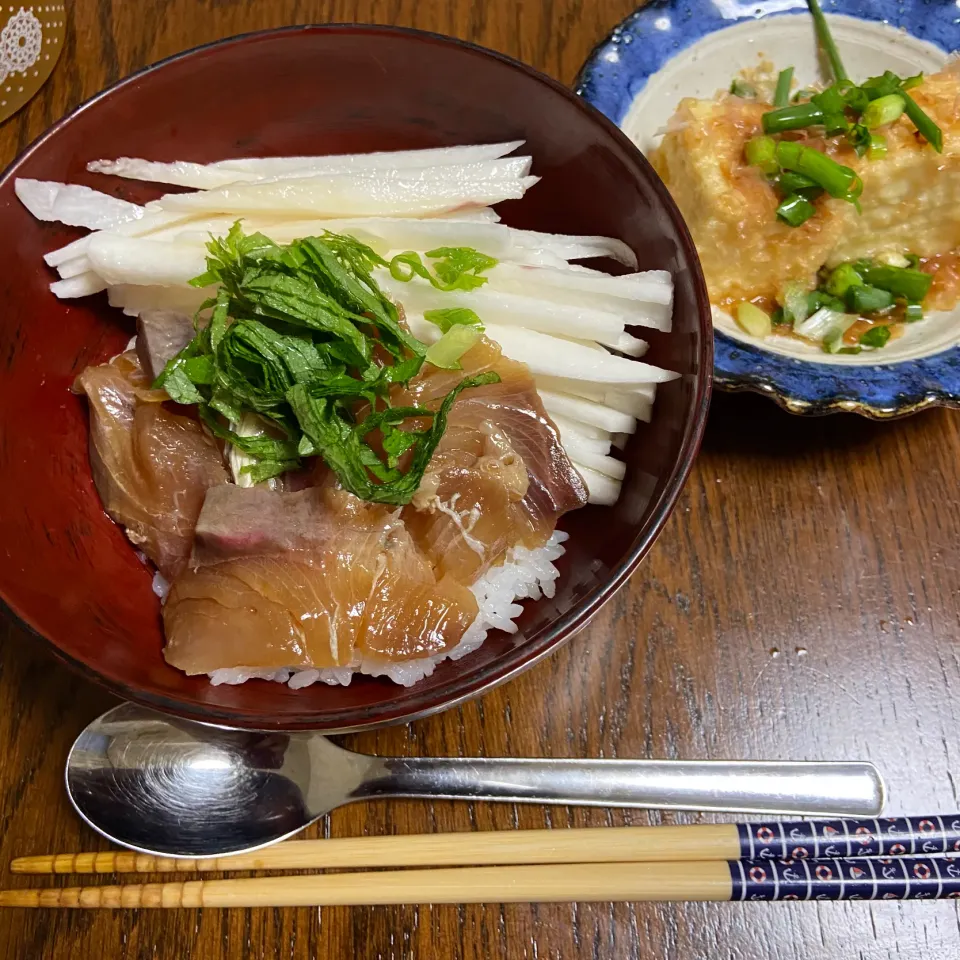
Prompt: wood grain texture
<box><xmin>1</xmin><ymin>1</ymin><xmax>959</xmax><ymax>957</ymax></box>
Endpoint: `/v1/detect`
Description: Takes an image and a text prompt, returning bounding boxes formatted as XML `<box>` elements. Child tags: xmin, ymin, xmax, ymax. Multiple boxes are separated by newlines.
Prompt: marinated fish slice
<box><xmin>75</xmin><ymin>353</ymin><xmax>229</xmax><ymax>579</ymax></box>
<box><xmin>163</xmin><ymin>485</ymin><xmax>478</xmax><ymax>674</ymax></box>
<box><xmin>396</xmin><ymin>337</ymin><xmax>587</xmax><ymax>583</ymax></box>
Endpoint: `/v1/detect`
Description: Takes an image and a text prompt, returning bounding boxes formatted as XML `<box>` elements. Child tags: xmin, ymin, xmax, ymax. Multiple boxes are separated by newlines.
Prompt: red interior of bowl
<box><xmin>0</xmin><ymin>25</ymin><xmax>711</xmax><ymax>730</ymax></box>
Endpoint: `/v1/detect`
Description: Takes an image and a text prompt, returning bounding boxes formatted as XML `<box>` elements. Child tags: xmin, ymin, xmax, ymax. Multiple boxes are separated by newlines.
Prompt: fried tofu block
<box><xmin>650</xmin><ymin>67</ymin><xmax>960</xmax><ymax>305</ymax></box>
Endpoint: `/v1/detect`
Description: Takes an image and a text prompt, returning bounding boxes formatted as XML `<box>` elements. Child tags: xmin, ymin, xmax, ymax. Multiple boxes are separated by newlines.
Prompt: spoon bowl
<box><xmin>67</xmin><ymin>704</ymin><xmax>885</xmax><ymax>858</ymax></box>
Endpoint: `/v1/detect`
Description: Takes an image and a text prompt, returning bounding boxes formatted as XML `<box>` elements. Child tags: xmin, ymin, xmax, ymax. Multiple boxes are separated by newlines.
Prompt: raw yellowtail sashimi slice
<box><xmin>162</xmin><ymin>485</ymin><xmax>479</xmax><ymax>674</ymax></box>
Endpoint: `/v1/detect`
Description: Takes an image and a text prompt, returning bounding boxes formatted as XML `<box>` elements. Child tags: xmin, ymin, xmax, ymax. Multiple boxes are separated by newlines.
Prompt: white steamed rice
<box><xmin>206</xmin><ymin>530</ymin><xmax>568</xmax><ymax>689</ymax></box>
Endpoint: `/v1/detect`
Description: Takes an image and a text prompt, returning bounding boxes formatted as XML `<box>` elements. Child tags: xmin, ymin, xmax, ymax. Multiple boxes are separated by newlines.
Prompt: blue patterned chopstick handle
<box><xmin>736</xmin><ymin>816</ymin><xmax>960</xmax><ymax>860</ymax></box>
<box><xmin>729</xmin><ymin>856</ymin><xmax>960</xmax><ymax>900</ymax></box>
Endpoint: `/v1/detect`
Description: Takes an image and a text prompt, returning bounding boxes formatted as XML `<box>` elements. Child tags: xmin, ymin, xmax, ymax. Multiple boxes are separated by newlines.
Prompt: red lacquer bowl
<box><xmin>0</xmin><ymin>25</ymin><xmax>712</xmax><ymax>731</ymax></box>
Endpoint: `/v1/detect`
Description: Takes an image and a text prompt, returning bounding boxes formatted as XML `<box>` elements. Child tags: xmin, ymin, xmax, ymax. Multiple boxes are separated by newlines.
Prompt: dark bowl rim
<box><xmin>0</xmin><ymin>21</ymin><xmax>714</xmax><ymax>731</ymax></box>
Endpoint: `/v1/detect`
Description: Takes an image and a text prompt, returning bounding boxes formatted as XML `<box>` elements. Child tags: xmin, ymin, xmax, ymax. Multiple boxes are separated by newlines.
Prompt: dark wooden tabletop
<box><xmin>2</xmin><ymin>1</ymin><xmax>960</xmax><ymax>957</ymax></box>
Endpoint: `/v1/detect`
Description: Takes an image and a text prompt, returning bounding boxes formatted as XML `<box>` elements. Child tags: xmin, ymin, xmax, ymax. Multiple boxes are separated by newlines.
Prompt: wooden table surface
<box><xmin>2</xmin><ymin>1</ymin><xmax>960</xmax><ymax>957</ymax></box>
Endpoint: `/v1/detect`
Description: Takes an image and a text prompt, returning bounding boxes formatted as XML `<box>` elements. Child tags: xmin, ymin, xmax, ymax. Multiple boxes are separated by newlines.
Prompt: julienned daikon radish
<box><xmin>149</xmin><ymin>172</ymin><xmax>539</xmax><ymax>218</ymax></box>
<box><xmin>107</xmin><ymin>283</ymin><xmax>213</xmax><ymax>317</ymax></box>
<box><xmin>211</xmin><ymin>141</ymin><xmax>525</xmax><ymax>174</ymax></box>
<box><xmin>484</xmin><ymin>324</ymin><xmax>676</xmax><ymax>386</ymax></box>
<box><xmin>56</xmin><ymin>256</ymin><xmax>94</xmax><ymax>279</ymax></box>
<box><xmin>507</xmin><ymin>228</ymin><xmax>637</xmax><ymax>269</ymax></box>
<box><xmin>572</xmin><ymin>462</ymin><xmax>621</xmax><ymax>506</ymax></box>
<box><xmin>43</xmin><ymin>210</ymin><xmax>195</xmax><ymax>267</ymax></box>
<box><xmin>378</xmin><ymin>275</ymin><xmax>627</xmax><ymax>343</ymax></box>
<box><xmin>548</xmin><ymin>419</ymin><xmax>613</xmax><ymax>458</ymax></box>
<box><xmin>537</xmin><ymin>389</ymin><xmax>637</xmax><ymax>435</ymax></box>
<box><xmin>545</xmin><ymin>411</ymin><xmax>614</xmax><ymax>443</ymax></box>
<box><xmin>50</xmin><ymin>273</ymin><xmax>108</xmax><ymax>298</ymax></box>
<box><xmin>570</xmin><ymin>450</ymin><xmax>626</xmax><ymax>481</ymax></box>
<box><xmin>491</xmin><ymin>262</ymin><xmax>672</xmax><ymax>305</ymax></box>
<box><xmin>88</xmin><ymin>146</ymin><xmax>528</xmax><ymax>189</ymax></box>
<box><xmin>532</xmin><ymin>374</ymin><xmax>657</xmax><ymax>405</ymax></box>
<box><xmin>15</xmin><ymin>180</ymin><xmax>144</xmax><ymax>230</ymax></box>
<box><xmin>86</xmin><ymin>234</ymin><xmax>206</xmax><ymax>287</ymax></box>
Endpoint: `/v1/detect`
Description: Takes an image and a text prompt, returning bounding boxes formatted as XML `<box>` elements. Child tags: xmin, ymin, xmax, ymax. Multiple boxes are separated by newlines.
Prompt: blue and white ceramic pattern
<box><xmin>576</xmin><ymin>0</ymin><xmax>960</xmax><ymax>417</ymax></box>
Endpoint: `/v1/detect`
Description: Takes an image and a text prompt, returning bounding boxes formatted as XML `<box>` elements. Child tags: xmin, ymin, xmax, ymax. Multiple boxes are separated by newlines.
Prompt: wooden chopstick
<box><xmin>8</xmin><ymin>853</ymin><xmax>960</xmax><ymax>905</ymax></box>
<box><xmin>11</xmin><ymin>825</ymin><xmax>742</xmax><ymax>874</ymax></box>
<box><xmin>0</xmin><ymin>862</ymin><xmax>735</xmax><ymax>907</ymax></box>
<box><xmin>8</xmin><ymin>852</ymin><xmax>960</xmax><ymax>905</ymax></box>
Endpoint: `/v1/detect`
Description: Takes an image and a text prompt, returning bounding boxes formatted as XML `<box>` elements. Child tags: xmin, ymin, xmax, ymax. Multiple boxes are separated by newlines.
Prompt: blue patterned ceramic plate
<box><xmin>576</xmin><ymin>1</ymin><xmax>960</xmax><ymax>417</ymax></box>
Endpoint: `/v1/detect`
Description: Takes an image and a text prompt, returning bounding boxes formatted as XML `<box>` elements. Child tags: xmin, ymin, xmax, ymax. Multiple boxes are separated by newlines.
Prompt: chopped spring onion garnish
<box><xmin>425</xmin><ymin>323</ymin><xmax>483</xmax><ymax>370</ymax></box>
<box><xmin>859</xmin><ymin>325</ymin><xmax>892</xmax><ymax>348</ymax></box>
<box><xmin>793</xmin><ymin>307</ymin><xmax>846</xmax><ymax>340</ymax></box>
<box><xmin>825</xmin><ymin>263</ymin><xmax>863</xmax><ymax>298</ymax></box>
<box><xmin>777</xmin><ymin>170</ymin><xmax>822</xmax><ymax>199</ymax></box>
<box><xmin>774</xmin><ymin>141</ymin><xmax>862</xmax><ymax>204</ymax></box>
<box><xmin>867</xmin><ymin>135</ymin><xmax>888</xmax><ymax>160</ymax></box>
<box><xmin>730</xmin><ymin>78</ymin><xmax>757</xmax><ymax>99</ymax></box>
<box><xmin>847</xmin><ymin>284</ymin><xmax>894</xmax><ymax>314</ymax></box>
<box><xmin>745</xmin><ymin>135</ymin><xmax>779</xmax><ymax>175</ymax></box>
<box><xmin>822</xmin><ymin>315</ymin><xmax>858</xmax><ymax>353</ymax></box>
<box><xmin>422</xmin><ymin>306</ymin><xmax>484</xmax><ymax>333</ymax></box>
<box><xmin>854</xmin><ymin>261</ymin><xmax>932</xmax><ymax>302</ymax></box>
<box><xmin>862</xmin><ymin>93</ymin><xmax>906</xmax><ymax>129</ymax></box>
<box><xmin>735</xmin><ymin>301</ymin><xmax>773</xmax><ymax>337</ymax></box>
<box><xmin>781</xmin><ymin>282</ymin><xmax>811</xmax><ymax>325</ymax></box>
<box><xmin>773</xmin><ymin>67</ymin><xmax>794</xmax><ymax>108</ymax></box>
<box><xmin>761</xmin><ymin>101</ymin><xmax>825</xmax><ymax>134</ymax></box>
<box><xmin>388</xmin><ymin>246</ymin><xmax>498</xmax><ymax>292</ymax></box>
<box><xmin>807</xmin><ymin>0</ymin><xmax>848</xmax><ymax>82</ymax></box>
<box><xmin>776</xmin><ymin>194</ymin><xmax>817</xmax><ymax>227</ymax></box>
<box><xmin>904</xmin><ymin>303</ymin><xmax>924</xmax><ymax>322</ymax></box>
<box><xmin>863</xmin><ymin>70</ymin><xmax>943</xmax><ymax>152</ymax></box>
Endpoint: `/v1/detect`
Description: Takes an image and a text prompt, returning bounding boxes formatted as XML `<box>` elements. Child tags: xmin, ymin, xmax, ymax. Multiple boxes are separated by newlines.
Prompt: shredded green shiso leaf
<box><xmin>153</xmin><ymin>222</ymin><xmax>500</xmax><ymax>505</ymax></box>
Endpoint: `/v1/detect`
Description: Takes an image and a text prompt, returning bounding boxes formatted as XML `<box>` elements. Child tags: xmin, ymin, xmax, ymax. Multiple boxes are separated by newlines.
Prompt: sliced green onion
<box><xmin>847</xmin><ymin>284</ymin><xmax>894</xmax><ymax>314</ymax></box>
<box><xmin>862</xmin><ymin>93</ymin><xmax>905</xmax><ymax>129</ymax></box>
<box><xmin>812</xmin><ymin>86</ymin><xmax>850</xmax><ymax>135</ymax></box>
<box><xmin>901</xmin><ymin>91</ymin><xmax>943</xmax><ymax>153</ymax></box>
<box><xmin>867</xmin><ymin>135</ymin><xmax>888</xmax><ymax>160</ymax></box>
<box><xmin>856</xmin><ymin>262</ymin><xmax>932</xmax><ymax>302</ymax></box>
<box><xmin>859</xmin><ymin>325</ymin><xmax>892</xmax><ymax>348</ymax></box>
<box><xmin>795</xmin><ymin>306</ymin><xmax>849</xmax><ymax>340</ymax></box>
<box><xmin>730</xmin><ymin>78</ymin><xmax>757</xmax><ymax>99</ymax></box>
<box><xmin>774</xmin><ymin>67</ymin><xmax>795</xmax><ymax>108</ymax></box>
<box><xmin>777</xmin><ymin>170</ymin><xmax>822</xmax><ymax>198</ymax></box>
<box><xmin>862</xmin><ymin>71</ymin><xmax>902</xmax><ymax>100</ymax></box>
<box><xmin>807</xmin><ymin>0</ymin><xmax>848</xmax><ymax>82</ymax></box>
<box><xmin>771</xmin><ymin>306</ymin><xmax>787</xmax><ymax>325</ymax></box>
<box><xmin>904</xmin><ymin>302</ymin><xmax>924</xmax><ymax>322</ymax></box>
<box><xmin>745</xmin><ymin>135</ymin><xmax>779</xmax><ymax>174</ymax></box>
<box><xmin>808</xmin><ymin>290</ymin><xmax>846</xmax><ymax>314</ymax></box>
<box><xmin>793</xmin><ymin>88</ymin><xmax>817</xmax><ymax>102</ymax></box>
<box><xmin>782</xmin><ymin>281</ymin><xmax>811</xmax><ymax>325</ymax></box>
<box><xmin>902</xmin><ymin>72</ymin><xmax>924</xmax><ymax>91</ymax></box>
<box><xmin>776</xmin><ymin>194</ymin><xmax>817</xmax><ymax>227</ymax></box>
<box><xmin>846</xmin><ymin>124</ymin><xmax>873</xmax><ymax>157</ymax></box>
<box><xmin>838</xmin><ymin>83</ymin><xmax>869</xmax><ymax>114</ymax></box>
<box><xmin>825</xmin><ymin>263</ymin><xmax>863</xmax><ymax>297</ymax></box>
<box><xmin>736</xmin><ymin>302</ymin><xmax>773</xmax><ymax>337</ymax></box>
<box><xmin>775</xmin><ymin>141</ymin><xmax>862</xmax><ymax>202</ymax></box>
<box><xmin>823</xmin><ymin>320</ymin><xmax>857</xmax><ymax>353</ymax></box>
<box><xmin>425</xmin><ymin>324</ymin><xmax>482</xmax><ymax>370</ymax></box>
<box><xmin>762</xmin><ymin>102</ymin><xmax>825</xmax><ymax>134</ymax></box>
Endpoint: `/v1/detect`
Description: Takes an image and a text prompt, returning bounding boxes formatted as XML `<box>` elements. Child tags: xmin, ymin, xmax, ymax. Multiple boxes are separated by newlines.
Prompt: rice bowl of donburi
<box><xmin>0</xmin><ymin>25</ymin><xmax>711</xmax><ymax>730</ymax></box>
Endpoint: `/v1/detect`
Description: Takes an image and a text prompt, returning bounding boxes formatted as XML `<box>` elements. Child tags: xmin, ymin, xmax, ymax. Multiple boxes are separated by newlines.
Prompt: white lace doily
<box><xmin>0</xmin><ymin>7</ymin><xmax>43</xmax><ymax>77</ymax></box>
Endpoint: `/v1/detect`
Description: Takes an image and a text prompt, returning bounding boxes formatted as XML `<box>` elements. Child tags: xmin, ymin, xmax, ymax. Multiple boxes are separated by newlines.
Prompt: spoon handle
<box><xmin>357</xmin><ymin>759</ymin><xmax>884</xmax><ymax>817</ymax></box>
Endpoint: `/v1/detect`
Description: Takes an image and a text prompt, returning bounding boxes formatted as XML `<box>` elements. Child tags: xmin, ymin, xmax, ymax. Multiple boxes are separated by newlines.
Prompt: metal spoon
<box><xmin>66</xmin><ymin>703</ymin><xmax>885</xmax><ymax>858</ymax></box>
